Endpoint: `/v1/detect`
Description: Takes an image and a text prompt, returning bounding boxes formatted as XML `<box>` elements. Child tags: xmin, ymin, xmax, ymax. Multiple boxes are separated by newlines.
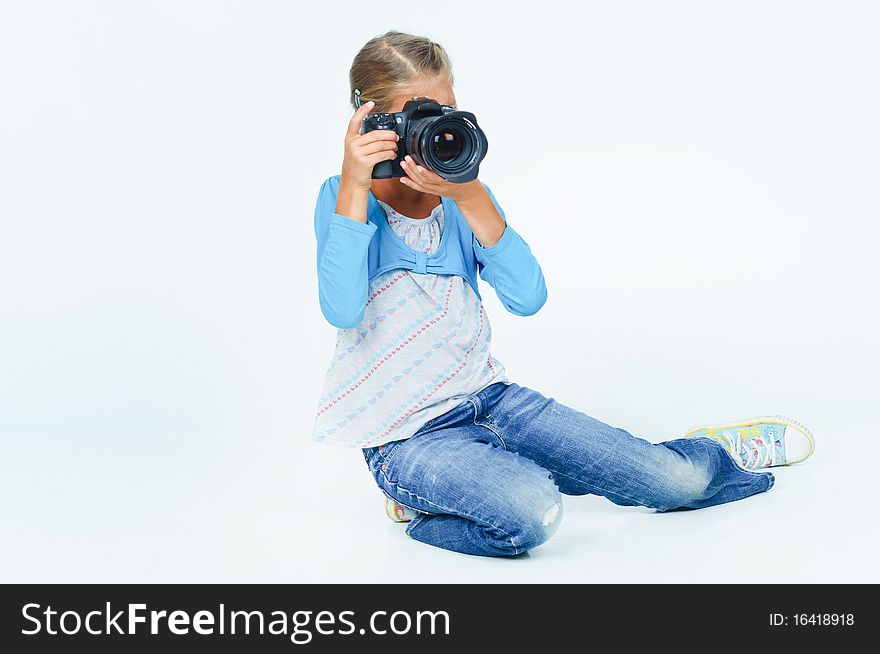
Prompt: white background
<box><xmin>1</xmin><ymin>1</ymin><xmax>878</xmax><ymax>582</ymax></box>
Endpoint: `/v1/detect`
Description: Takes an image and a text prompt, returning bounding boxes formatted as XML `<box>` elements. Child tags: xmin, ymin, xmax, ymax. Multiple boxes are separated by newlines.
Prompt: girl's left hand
<box><xmin>399</xmin><ymin>155</ymin><xmax>483</xmax><ymax>204</ymax></box>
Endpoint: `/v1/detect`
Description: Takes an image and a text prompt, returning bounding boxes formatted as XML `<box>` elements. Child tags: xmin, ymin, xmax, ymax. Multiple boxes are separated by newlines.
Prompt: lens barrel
<box><xmin>407</xmin><ymin>112</ymin><xmax>488</xmax><ymax>183</ymax></box>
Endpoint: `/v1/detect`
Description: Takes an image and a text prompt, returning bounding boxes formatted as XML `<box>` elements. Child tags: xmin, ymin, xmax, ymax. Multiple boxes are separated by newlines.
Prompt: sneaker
<box><xmin>385</xmin><ymin>498</ymin><xmax>419</xmax><ymax>523</ymax></box>
<box><xmin>683</xmin><ymin>415</ymin><xmax>814</xmax><ymax>469</ymax></box>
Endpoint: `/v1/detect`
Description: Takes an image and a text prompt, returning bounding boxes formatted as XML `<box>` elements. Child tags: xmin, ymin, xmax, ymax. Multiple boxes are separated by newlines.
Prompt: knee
<box><xmin>652</xmin><ymin>462</ymin><xmax>711</xmax><ymax>511</ymax></box>
<box><xmin>502</xmin><ymin>483</ymin><xmax>564</xmax><ymax>554</ymax></box>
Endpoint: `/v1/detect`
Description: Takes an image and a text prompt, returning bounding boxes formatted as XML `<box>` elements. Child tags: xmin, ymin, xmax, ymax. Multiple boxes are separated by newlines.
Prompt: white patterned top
<box><xmin>312</xmin><ymin>198</ymin><xmax>509</xmax><ymax>449</ymax></box>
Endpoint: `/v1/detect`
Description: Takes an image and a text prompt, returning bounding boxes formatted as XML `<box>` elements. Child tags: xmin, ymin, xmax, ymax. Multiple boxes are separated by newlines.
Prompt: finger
<box><xmin>401</xmin><ymin>156</ymin><xmax>434</xmax><ymax>185</ymax></box>
<box><xmin>365</xmin><ymin>149</ymin><xmax>399</xmax><ymax>167</ymax></box>
<box><xmin>399</xmin><ymin>177</ymin><xmax>429</xmax><ymax>193</ymax></box>
<box><xmin>410</xmin><ymin>158</ymin><xmax>445</xmax><ymax>183</ymax></box>
<box><xmin>422</xmin><ymin>170</ymin><xmax>445</xmax><ymax>183</ymax></box>
<box><xmin>407</xmin><ymin>157</ymin><xmax>446</xmax><ymax>184</ymax></box>
<box><xmin>347</xmin><ymin>100</ymin><xmax>375</xmax><ymax>138</ymax></box>
<box><xmin>357</xmin><ymin>139</ymin><xmax>398</xmax><ymax>157</ymax></box>
<box><xmin>399</xmin><ymin>174</ymin><xmax>427</xmax><ymax>192</ymax></box>
<box><xmin>354</xmin><ymin>129</ymin><xmax>400</xmax><ymax>145</ymax></box>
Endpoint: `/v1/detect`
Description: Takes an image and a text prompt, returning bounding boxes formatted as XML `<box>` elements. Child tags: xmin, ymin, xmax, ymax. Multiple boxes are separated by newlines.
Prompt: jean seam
<box><xmin>474</xmin><ymin>418</ymin><xmax>506</xmax><ymax>449</ymax></box>
<box><xmin>468</xmin><ymin>397</ymin><xmax>507</xmax><ymax>449</ymax></box>
<box><xmin>550</xmin><ymin>469</ymin><xmax>652</xmax><ymax>508</ymax></box>
<box><xmin>379</xmin><ymin>440</ymin><xmax>403</xmax><ymax>469</ymax></box>
<box><xmin>378</xmin><ymin>469</ymin><xmax>525</xmax><ymax>554</ymax></box>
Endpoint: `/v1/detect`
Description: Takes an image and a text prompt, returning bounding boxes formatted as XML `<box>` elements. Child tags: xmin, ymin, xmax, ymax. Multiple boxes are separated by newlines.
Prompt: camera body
<box><xmin>361</xmin><ymin>97</ymin><xmax>488</xmax><ymax>183</ymax></box>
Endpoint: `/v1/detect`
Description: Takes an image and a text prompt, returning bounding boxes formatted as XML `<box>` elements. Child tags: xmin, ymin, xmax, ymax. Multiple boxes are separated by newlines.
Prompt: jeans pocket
<box><xmin>470</xmin><ymin>407</ymin><xmax>505</xmax><ymax>448</ymax></box>
<box><xmin>375</xmin><ymin>438</ymin><xmax>407</xmax><ymax>474</ymax></box>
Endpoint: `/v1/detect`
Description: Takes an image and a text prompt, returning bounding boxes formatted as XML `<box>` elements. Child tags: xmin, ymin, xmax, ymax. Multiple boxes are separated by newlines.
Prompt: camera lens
<box><xmin>408</xmin><ymin>112</ymin><xmax>488</xmax><ymax>183</ymax></box>
<box><xmin>431</xmin><ymin>127</ymin><xmax>466</xmax><ymax>162</ymax></box>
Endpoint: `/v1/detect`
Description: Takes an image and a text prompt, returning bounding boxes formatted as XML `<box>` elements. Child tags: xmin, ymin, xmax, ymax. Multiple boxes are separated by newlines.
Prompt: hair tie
<box><xmin>353</xmin><ymin>88</ymin><xmax>362</xmax><ymax>108</ymax></box>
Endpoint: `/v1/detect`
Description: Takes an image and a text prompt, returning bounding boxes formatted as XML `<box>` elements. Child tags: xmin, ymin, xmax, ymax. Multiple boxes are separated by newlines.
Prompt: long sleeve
<box><xmin>472</xmin><ymin>184</ymin><xmax>548</xmax><ymax>316</ymax></box>
<box><xmin>313</xmin><ymin>176</ymin><xmax>377</xmax><ymax>328</ymax></box>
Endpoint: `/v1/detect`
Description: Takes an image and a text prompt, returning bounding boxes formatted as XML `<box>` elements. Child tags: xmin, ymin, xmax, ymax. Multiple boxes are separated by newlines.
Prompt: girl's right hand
<box><xmin>340</xmin><ymin>100</ymin><xmax>400</xmax><ymax>190</ymax></box>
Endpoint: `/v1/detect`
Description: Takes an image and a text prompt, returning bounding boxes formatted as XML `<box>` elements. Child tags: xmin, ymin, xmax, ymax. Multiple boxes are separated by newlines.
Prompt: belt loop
<box><xmin>467</xmin><ymin>393</ymin><xmax>484</xmax><ymax>419</ymax></box>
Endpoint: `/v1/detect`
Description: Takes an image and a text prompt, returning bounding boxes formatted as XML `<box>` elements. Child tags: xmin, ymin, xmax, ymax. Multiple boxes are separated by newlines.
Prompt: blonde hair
<box><xmin>349</xmin><ymin>30</ymin><xmax>454</xmax><ymax>113</ymax></box>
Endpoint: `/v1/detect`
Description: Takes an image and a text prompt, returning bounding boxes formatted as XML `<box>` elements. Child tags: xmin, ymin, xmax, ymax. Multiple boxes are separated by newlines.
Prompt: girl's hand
<box><xmin>399</xmin><ymin>155</ymin><xmax>484</xmax><ymax>204</ymax></box>
<box><xmin>340</xmin><ymin>101</ymin><xmax>400</xmax><ymax>191</ymax></box>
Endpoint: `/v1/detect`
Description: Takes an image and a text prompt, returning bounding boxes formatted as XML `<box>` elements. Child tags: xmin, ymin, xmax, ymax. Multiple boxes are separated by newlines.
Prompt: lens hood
<box><xmin>410</xmin><ymin>111</ymin><xmax>488</xmax><ymax>183</ymax></box>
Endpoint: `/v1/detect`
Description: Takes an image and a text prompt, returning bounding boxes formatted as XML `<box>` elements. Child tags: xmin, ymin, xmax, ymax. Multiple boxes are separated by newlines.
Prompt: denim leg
<box><xmin>363</xmin><ymin>408</ymin><xmax>563</xmax><ymax>557</ymax></box>
<box><xmin>479</xmin><ymin>382</ymin><xmax>774</xmax><ymax>511</ymax></box>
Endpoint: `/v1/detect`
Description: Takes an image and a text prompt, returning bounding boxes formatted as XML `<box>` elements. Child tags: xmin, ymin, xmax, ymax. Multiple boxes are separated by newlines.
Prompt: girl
<box><xmin>312</xmin><ymin>30</ymin><xmax>814</xmax><ymax>557</ymax></box>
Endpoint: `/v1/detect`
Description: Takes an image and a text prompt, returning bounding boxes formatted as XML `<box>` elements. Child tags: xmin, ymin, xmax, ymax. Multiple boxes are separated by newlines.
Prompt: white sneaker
<box><xmin>683</xmin><ymin>415</ymin><xmax>814</xmax><ymax>469</ymax></box>
<box><xmin>385</xmin><ymin>498</ymin><xmax>419</xmax><ymax>523</ymax></box>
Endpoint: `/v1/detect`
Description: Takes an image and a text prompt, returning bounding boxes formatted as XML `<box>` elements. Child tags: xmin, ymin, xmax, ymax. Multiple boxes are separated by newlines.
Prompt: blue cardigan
<box><xmin>313</xmin><ymin>175</ymin><xmax>547</xmax><ymax>328</ymax></box>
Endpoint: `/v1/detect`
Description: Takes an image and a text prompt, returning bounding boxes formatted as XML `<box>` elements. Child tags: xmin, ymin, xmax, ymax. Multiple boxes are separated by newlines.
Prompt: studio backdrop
<box><xmin>1</xmin><ymin>0</ymin><xmax>878</xmax><ymax>582</ymax></box>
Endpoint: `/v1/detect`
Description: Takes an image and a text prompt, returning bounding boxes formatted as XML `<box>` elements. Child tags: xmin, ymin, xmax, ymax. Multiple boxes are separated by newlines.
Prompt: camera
<box><xmin>361</xmin><ymin>97</ymin><xmax>488</xmax><ymax>183</ymax></box>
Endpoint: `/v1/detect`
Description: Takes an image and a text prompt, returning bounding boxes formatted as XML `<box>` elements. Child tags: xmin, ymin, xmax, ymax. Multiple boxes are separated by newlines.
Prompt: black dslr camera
<box><xmin>361</xmin><ymin>97</ymin><xmax>488</xmax><ymax>183</ymax></box>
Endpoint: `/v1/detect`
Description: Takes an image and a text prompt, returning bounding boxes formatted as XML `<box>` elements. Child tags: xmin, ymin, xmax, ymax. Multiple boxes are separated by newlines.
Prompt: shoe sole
<box><xmin>682</xmin><ymin>415</ymin><xmax>815</xmax><ymax>466</ymax></box>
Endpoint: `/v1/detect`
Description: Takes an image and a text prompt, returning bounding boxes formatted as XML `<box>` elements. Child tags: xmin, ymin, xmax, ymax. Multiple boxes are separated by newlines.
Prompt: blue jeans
<box><xmin>362</xmin><ymin>381</ymin><xmax>775</xmax><ymax>557</ymax></box>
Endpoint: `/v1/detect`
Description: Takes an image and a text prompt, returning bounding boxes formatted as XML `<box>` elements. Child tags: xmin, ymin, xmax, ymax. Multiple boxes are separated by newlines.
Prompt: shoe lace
<box><xmin>710</xmin><ymin>428</ymin><xmax>775</xmax><ymax>469</ymax></box>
